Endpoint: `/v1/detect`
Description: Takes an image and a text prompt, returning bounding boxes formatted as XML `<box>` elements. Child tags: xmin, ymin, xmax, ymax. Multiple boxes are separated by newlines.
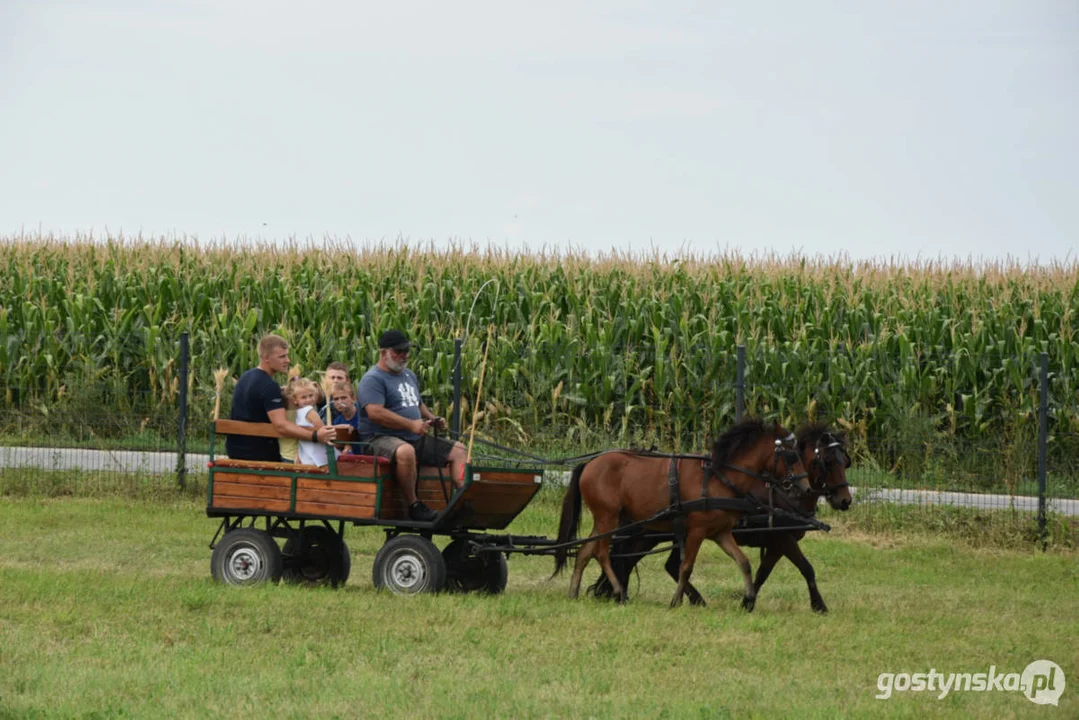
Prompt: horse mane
<box><xmin>795</xmin><ymin>422</ymin><xmax>847</xmax><ymax>453</ymax></box>
<box><xmin>711</xmin><ymin>417</ymin><xmax>770</xmax><ymax>468</ymax></box>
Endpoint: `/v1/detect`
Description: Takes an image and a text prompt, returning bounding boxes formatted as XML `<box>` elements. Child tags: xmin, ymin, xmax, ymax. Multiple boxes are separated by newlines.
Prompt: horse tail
<box><xmin>552</xmin><ymin>461</ymin><xmax>586</xmax><ymax>577</ymax></box>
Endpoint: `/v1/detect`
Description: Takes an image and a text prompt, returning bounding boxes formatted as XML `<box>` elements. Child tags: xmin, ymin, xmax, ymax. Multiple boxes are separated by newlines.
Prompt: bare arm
<box><xmin>365</xmin><ymin>404</ymin><xmax>429</xmax><ymax>436</ymax></box>
<box><xmin>418</xmin><ymin>403</ymin><xmax>446</xmax><ymax>429</ymax></box>
<box><xmin>268</xmin><ymin>408</ymin><xmax>336</xmax><ymax>442</ymax></box>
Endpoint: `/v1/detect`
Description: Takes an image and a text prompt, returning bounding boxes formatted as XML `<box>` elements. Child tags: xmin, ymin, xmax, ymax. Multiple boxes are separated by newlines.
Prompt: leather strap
<box><xmin>668</xmin><ymin>459</ymin><xmax>685</xmax><ymax>566</ymax></box>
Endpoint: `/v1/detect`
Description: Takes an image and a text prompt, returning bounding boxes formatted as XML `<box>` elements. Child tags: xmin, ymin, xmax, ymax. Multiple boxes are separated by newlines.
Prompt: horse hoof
<box><xmin>690</xmin><ymin>596</ymin><xmax>708</xmax><ymax>608</ymax></box>
<box><xmin>813</xmin><ymin>603</ymin><xmax>829</xmax><ymax>614</ymax></box>
<box><xmin>741</xmin><ymin>597</ymin><xmax>756</xmax><ymax>612</ymax></box>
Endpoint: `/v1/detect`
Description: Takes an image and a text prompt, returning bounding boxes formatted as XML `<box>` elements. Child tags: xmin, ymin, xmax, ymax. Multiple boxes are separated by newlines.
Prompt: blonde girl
<box><xmin>278</xmin><ymin>378</ymin><xmax>301</xmax><ymax>462</ymax></box>
<box><xmin>291</xmin><ymin>378</ymin><xmax>337</xmax><ymax>467</ymax></box>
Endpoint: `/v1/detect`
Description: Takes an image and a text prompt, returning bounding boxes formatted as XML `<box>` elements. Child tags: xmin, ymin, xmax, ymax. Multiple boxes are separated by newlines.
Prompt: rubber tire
<box><xmin>372</xmin><ymin>535</ymin><xmax>446</xmax><ymax>595</ymax></box>
<box><xmin>210</xmin><ymin>528</ymin><xmax>283</xmax><ymax>586</ymax></box>
<box><xmin>443</xmin><ymin>539</ymin><xmax>509</xmax><ymax>594</ymax></box>
<box><xmin>282</xmin><ymin>526</ymin><xmax>352</xmax><ymax>588</ymax></box>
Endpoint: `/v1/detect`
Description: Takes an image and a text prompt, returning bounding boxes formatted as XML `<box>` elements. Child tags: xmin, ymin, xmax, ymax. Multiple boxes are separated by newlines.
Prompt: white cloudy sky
<box><xmin>2</xmin><ymin>1</ymin><xmax>1076</xmax><ymax>263</ymax></box>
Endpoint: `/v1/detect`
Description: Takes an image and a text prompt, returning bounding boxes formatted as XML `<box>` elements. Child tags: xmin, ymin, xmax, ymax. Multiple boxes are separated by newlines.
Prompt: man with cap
<box><xmin>357</xmin><ymin>329</ymin><xmax>467</xmax><ymax>522</ymax></box>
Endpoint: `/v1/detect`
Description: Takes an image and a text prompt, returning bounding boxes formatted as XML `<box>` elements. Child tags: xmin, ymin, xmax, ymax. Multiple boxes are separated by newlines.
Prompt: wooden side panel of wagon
<box><xmin>209</xmin><ymin>457</ymin><xmax>380</xmax><ymax>522</ymax></box>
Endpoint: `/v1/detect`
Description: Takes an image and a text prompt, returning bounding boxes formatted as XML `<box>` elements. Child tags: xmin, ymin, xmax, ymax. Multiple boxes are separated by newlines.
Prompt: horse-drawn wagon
<box><xmin>206</xmin><ymin>419</ymin><xmax>547</xmax><ymax>594</ymax></box>
<box><xmin>206</xmin><ymin>418</ymin><xmax>851</xmax><ymax>610</ymax></box>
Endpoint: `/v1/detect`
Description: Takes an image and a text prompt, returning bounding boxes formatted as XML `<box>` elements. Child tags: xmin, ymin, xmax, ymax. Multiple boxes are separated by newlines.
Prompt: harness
<box><xmin>664</xmin><ymin>432</ymin><xmax>810</xmax><ymax>565</ymax></box>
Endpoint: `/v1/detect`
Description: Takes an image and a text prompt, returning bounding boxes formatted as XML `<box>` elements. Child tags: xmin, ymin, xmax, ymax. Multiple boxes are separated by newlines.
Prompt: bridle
<box><xmin>720</xmin><ymin>431</ymin><xmax>808</xmax><ymax>498</ymax></box>
<box><xmin>771</xmin><ymin>432</ymin><xmax>810</xmax><ymax>497</ymax></box>
<box><xmin>807</xmin><ymin>432</ymin><xmax>851</xmax><ymax>500</ymax></box>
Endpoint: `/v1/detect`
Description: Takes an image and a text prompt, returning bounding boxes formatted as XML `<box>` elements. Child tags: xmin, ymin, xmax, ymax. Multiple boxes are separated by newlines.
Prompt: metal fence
<box><xmin>1</xmin><ymin>333</ymin><xmax>1076</xmax><ymax>544</ymax></box>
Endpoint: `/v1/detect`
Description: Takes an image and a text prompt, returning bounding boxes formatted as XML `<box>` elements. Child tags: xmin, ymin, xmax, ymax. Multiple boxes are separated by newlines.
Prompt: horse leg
<box><xmin>568</xmin><ymin>538</ymin><xmax>595</xmax><ymax>599</ymax></box>
<box><xmin>782</xmin><ymin>539</ymin><xmax>828</xmax><ymax>613</ymax></box>
<box><xmin>752</xmin><ymin>541</ymin><xmax>783</xmax><ymax>597</ymax></box>
<box><xmin>670</xmin><ymin>529</ymin><xmax>707</xmax><ymax>609</ymax></box>
<box><xmin>594</xmin><ymin>536</ymin><xmax>627</xmax><ymax>604</ymax></box>
<box><xmin>664</xmin><ymin>547</ymin><xmax>706</xmax><ymax>606</ymax></box>
<box><xmin>570</xmin><ymin>514</ymin><xmax>621</xmax><ymax>600</ymax></box>
<box><xmin>590</xmin><ymin>533</ymin><xmax>648</xmax><ymax>600</ymax></box>
<box><xmin>715</xmin><ymin>531</ymin><xmax>757</xmax><ymax>612</ymax></box>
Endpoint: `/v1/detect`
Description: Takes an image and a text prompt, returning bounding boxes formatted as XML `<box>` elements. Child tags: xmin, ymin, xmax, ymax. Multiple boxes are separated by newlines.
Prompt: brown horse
<box><xmin>552</xmin><ymin>418</ymin><xmax>810</xmax><ymax>610</ymax></box>
<box><xmin>587</xmin><ymin>423</ymin><xmax>853</xmax><ymax>612</ymax></box>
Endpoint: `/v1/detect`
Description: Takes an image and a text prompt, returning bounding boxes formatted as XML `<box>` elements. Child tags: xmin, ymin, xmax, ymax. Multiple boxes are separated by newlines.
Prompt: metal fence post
<box><xmin>736</xmin><ymin>345</ymin><xmax>745</xmax><ymax>423</ymax></box>
<box><xmin>451</xmin><ymin>338</ymin><xmax>463</xmax><ymax>437</ymax></box>
<box><xmin>177</xmin><ymin>332</ymin><xmax>189</xmax><ymax>491</ymax></box>
<box><xmin>1037</xmin><ymin>351</ymin><xmax>1048</xmax><ymax>548</ymax></box>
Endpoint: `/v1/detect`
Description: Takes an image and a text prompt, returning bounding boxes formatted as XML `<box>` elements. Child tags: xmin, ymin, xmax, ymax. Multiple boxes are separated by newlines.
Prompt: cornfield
<box><xmin>2</xmin><ymin>234</ymin><xmax>1077</xmax><ymax>471</ymax></box>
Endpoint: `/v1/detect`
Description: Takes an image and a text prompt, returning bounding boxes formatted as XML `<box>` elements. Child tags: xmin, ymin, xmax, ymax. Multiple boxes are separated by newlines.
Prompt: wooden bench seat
<box><xmin>214</xmin><ymin>418</ymin><xmax>355</xmax><ymax>441</ymax></box>
<box><xmin>211</xmin><ymin>418</ymin><xmax>352</xmax><ymax>472</ymax></box>
<box><xmin>210</xmin><ymin>457</ymin><xmax>328</xmax><ymax>474</ymax></box>
<box><xmin>337</xmin><ymin>454</ymin><xmax>392</xmax><ymax>468</ymax></box>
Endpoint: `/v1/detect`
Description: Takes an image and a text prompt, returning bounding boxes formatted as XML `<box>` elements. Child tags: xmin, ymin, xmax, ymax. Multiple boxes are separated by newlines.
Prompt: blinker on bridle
<box><xmin>810</xmin><ymin>433</ymin><xmax>852</xmax><ymax>497</ymax></box>
<box><xmin>772</xmin><ymin>432</ymin><xmax>807</xmax><ymax>495</ymax></box>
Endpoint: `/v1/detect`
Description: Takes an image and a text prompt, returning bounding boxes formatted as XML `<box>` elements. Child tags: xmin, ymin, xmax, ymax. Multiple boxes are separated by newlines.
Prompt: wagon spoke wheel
<box><xmin>372</xmin><ymin>535</ymin><xmax>446</xmax><ymax>595</ymax></box>
<box><xmin>442</xmin><ymin>539</ymin><xmax>508</xmax><ymax>594</ymax></box>
<box><xmin>210</xmin><ymin>528</ymin><xmax>283</xmax><ymax>586</ymax></box>
<box><xmin>283</xmin><ymin>525</ymin><xmax>352</xmax><ymax>588</ymax></box>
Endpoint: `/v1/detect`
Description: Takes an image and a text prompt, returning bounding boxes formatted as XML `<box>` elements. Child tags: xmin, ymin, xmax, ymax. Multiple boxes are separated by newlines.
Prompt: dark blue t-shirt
<box><xmin>333</xmin><ymin>403</ymin><xmax>360</xmax><ymax>431</ymax></box>
<box><xmin>226</xmin><ymin>367</ymin><xmax>284</xmax><ymax>461</ymax></box>
<box><xmin>357</xmin><ymin>366</ymin><xmax>423</xmax><ymax>440</ymax></box>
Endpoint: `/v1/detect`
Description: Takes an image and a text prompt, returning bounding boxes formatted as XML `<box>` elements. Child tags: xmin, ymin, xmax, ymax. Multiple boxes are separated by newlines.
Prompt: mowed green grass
<box><xmin>1</xmin><ymin>488</ymin><xmax>1076</xmax><ymax>719</ymax></box>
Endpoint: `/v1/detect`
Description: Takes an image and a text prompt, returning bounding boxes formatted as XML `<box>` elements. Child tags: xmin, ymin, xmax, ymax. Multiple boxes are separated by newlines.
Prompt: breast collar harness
<box><xmin>658</xmin><ymin>433</ymin><xmax>811</xmax><ymax>561</ymax></box>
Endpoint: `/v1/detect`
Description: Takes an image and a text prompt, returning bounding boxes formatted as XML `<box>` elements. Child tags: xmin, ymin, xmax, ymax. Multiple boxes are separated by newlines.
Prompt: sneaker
<box><xmin>408</xmin><ymin>501</ymin><xmax>438</xmax><ymax>522</ymax></box>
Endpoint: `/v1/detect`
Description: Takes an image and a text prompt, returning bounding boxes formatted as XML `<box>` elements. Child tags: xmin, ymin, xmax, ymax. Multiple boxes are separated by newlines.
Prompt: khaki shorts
<box><xmin>368</xmin><ymin>434</ymin><xmax>456</xmax><ymax>468</ymax></box>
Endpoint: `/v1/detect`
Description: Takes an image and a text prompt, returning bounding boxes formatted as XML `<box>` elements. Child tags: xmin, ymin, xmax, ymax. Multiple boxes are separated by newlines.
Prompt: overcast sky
<box><xmin>2</xmin><ymin>1</ymin><xmax>1076</xmax><ymax>264</ymax></box>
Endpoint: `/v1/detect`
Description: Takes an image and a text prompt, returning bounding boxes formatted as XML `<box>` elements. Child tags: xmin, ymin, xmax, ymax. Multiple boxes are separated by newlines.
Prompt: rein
<box><xmin>720</xmin><ymin>462</ymin><xmax>808</xmax><ymax>488</ymax></box>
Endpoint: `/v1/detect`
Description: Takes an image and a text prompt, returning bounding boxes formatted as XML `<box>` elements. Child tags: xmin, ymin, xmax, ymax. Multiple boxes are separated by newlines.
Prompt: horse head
<box><xmin>711</xmin><ymin>419</ymin><xmax>811</xmax><ymax>499</ymax></box>
<box><xmin>796</xmin><ymin>423</ymin><xmax>853</xmax><ymax>511</ymax></box>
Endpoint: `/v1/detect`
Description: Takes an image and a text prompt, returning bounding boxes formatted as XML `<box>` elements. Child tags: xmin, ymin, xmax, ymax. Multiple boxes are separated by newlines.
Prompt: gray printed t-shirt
<box><xmin>357</xmin><ymin>365</ymin><xmax>423</xmax><ymax>440</ymax></box>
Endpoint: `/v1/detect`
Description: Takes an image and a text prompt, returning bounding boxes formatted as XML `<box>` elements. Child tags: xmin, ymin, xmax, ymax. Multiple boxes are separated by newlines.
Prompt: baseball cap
<box><xmin>379</xmin><ymin>329</ymin><xmax>411</xmax><ymax>351</ymax></box>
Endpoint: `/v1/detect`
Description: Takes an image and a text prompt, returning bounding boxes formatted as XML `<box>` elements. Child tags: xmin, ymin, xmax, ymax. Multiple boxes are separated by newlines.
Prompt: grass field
<box><xmin>1</xmin><ymin>485</ymin><xmax>1075</xmax><ymax>718</ymax></box>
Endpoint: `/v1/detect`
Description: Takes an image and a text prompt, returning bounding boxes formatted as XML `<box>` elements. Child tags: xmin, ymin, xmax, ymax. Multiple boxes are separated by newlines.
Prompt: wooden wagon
<box><xmin>206</xmin><ymin>420</ymin><xmax>545</xmax><ymax>594</ymax></box>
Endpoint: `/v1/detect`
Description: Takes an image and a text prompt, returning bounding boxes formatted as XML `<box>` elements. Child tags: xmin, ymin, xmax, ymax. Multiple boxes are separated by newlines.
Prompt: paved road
<box><xmin>1</xmin><ymin>446</ymin><xmax>1076</xmax><ymax>517</ymax></box>
<box><xmin>850</xmin><ymin>486</ymin><xmax>1078</xmax><ymax>517</ymax></box>
<box><xmin>0</xmin><ymin>446</ymin><xmax>210</xmax><ymax>475</ymax></box>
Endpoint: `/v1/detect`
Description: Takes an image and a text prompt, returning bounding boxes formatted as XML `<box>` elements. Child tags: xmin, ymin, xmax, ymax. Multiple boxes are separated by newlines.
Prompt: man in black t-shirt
<box><xmin>226</xmin><ymin>334</ymin><xmax>337</xmax><ymax>461</ymax></box>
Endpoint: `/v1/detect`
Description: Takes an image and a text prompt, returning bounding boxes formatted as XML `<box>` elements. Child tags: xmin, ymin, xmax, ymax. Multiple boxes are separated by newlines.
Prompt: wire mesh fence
<box><xmin>1</xmin><ymin>334</ymin><xmax>1076</xmax><ymax>544</ymax></box>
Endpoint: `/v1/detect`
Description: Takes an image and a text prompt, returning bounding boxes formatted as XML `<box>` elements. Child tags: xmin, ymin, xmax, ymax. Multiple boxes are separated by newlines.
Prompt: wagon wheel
<box><xmin>442</xmin><ymin>539</ymin><xmax>509</xmax><ymax>594</ymax></box>
<box><xmin>372</xmin><ymin>535</ymin><xmax>446</xmax><ymax>595</ymax></box>
<box><xmin>282</xmin><ymin>525</ymin><xmax>351</xmax><ymax>588</ymax></box>
<box><xmin>210</xmin><ymin>528</ymin><xmax>283</xmax><ymax>586</ymax></box>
